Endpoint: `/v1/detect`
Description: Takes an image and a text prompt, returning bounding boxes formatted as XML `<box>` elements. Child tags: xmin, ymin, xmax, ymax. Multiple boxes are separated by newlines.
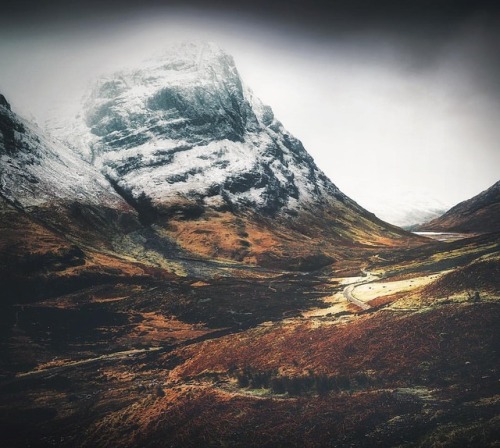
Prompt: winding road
<box><xmin>9</xmin><ymin>270</ymin><xmax>382</xmax><ymax>381</ymax></box>
<box><xmin>342</xmin><ymin>270</ymin><xmax>380</xmax><ymax>311</ymax></box>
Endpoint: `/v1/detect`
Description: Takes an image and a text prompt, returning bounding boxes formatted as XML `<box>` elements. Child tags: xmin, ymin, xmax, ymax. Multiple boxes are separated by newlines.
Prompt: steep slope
<box><xmin>0</xmin><ymin>94</ymin><xmax>163</xmax><ymax>302</ymax></box>
<box><xmin>0</xmin><ymin>93</ymin><xmax>139</xmax><ymax>241</ymax></box>
<box><xmin>55</xmin><ymin>42</ymin><xmax>419</xmax><ymax>267</ymax></box>
<box><xmin>417</xmin><ymin>180</ymin><xmax>500</xmax><ymax>234</ymax></box>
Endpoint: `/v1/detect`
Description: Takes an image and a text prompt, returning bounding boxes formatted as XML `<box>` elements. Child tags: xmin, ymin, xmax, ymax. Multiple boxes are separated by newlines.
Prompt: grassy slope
<box><xmin>417</xmin><ymin>181</ymin><xmax>500</xmax><ymax>233</ymax></box>
<box><xmin>71</xmin><ymin>302</ymin><xmax>498</xmax><ymax>448</ymax></box>
<box><xmin>0</xmin><ymin>206</ymin><xmax>499</xmax><ymax>448</ymax></box>
<box><xmin>0</xmin><ymin>201</ymin><xmax>170</xmax><ymax>303</ymax></box>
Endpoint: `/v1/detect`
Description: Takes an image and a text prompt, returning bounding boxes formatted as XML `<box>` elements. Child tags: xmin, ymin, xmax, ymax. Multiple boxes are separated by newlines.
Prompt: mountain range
<box><xmin>1</xmin><ymin>42</ymin><xmax>499</xmax><ymax>448</ymax></box>
<box><xmin>1</xmin><ymin>42</ymin><xmax>421</xmax><ymax>302</ymax></box>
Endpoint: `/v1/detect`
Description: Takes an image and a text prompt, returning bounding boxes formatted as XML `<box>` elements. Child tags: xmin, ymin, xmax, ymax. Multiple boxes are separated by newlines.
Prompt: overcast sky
<box><xmin>1</xmin><ymin>1</ymin><xmax>499</xmax><ymax>225</ymax></box>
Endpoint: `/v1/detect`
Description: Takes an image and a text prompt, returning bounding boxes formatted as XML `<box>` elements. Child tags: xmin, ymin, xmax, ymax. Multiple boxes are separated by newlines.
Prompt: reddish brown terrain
<box><xmin>1</xmin><ymin>229</ymin><xmax>499</xmax><ymax>447</ymax></box>
<box><xmin>1</xmin><ymin>77</ymin><xmax>499</xmax><ymax>447</ymax></box>
<box><xmin>417</xmin><ymin>181</ymin><xmax>500</xmax><ymax>234</ymax></box>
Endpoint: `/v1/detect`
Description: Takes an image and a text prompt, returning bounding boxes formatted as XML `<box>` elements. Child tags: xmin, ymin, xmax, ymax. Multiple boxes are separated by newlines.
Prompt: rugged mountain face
<box><xmin>1</xmin><ymin>42</ymin><xmax>423</xmax><ymax>288</ymax></box>
<box><xmin>417</xmin><ymin>181</ymin><xmax>500</xmax><ymax>234</ymax></box>
<box><xmin>0</xmin><ymin>92</ymin><xmax>137</xmax><ymax>234</ymax></box>
<box><xmin>0</xmin><ymin>94</ymin><xmax>161</xmax><ymax>302</ymax></box>
<box><xmin>63</xmin><ymin>43</ymin><xmax>338</xmax><ymax>214</ymax></box>
<box><xmin>54</xmin><ymin>42</ymin><xmax>417</xmax><ymax>266</ymax></box>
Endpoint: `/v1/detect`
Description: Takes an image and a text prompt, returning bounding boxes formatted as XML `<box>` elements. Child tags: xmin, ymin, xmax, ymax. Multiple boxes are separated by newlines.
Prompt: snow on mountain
<box><xmin>54</xmin><ymin>42</ymin><xmax>349</xmax><ymax>216</ymax></box>
<box><xmin>41</xmin><ymin>42</ymin><xmax>420</xmax><ymax>266</ymax></box>
<box><xmin>0</xmin><ymin>93</ymin><xmax>129</xmax><ymax>211</ymax></box>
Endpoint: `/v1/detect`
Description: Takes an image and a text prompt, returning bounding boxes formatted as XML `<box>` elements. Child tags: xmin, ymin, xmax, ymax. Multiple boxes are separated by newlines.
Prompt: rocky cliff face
<box><xmin>2</xmin><ymin>43</ymin><xmax>420</xmax><ymax>276</ymax></box>
<box><xmin>61</xmin><ymin>42</ymin><xmax>344</xmax><ymax>218</ymax></box>
<box><xmin>417</xmin><ymin>181</ymin><xmax>500</xmax><ymax>234</ymax></box>
<box><xmin>52</xmin><ymin>42</ymin><xmax>415</xmax><ymax>266</ymax></box>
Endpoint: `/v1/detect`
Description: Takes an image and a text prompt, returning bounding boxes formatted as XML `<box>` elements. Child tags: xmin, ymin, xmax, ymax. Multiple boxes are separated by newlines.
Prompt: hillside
<box><xmin>417</xmin><ymin>180</ymin><xmax>500</xmax><ymax>234</ymax></box>
<box><xmin>1</xmin><ymin>44</ymin><xmax>498</xmax><ymax>448</ymax></box>
<box><xmin>52</xmin><ymin>42</ymin><xmax>419</xmax><ymax>268</ymax></box>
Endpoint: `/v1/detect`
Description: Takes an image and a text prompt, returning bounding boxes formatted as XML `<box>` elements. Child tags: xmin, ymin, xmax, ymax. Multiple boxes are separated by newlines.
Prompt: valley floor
<box><xmin>1</xmin><ymin>233</ymin><xmax>499</xmax><ymax>447</ymax></box>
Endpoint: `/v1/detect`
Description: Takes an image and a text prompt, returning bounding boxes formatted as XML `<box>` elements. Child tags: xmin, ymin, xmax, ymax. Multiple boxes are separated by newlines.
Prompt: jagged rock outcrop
<box><xmin>60</xmin><ymin>43</ymin><xmax>344</xmax><ymax>217</ymax></box>
<box><xmin>0</xmin><ymin>94</ymin><xmax>11</xmax><ymax>110</ymax></box>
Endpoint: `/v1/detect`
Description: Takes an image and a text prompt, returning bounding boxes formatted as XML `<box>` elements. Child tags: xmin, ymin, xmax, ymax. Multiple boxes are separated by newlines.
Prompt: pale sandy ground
<box><xmin>354</xmin><ymin>274</ymin><xmax>443</xmax><ymax>303</ymax></box>
<box><xmin>303</xmin><ymin>271</ymin><xmax>448</xmax><ymax>319</ymax></box>
<box><xmin>301</xmin><ymin>275</ymin><xmax>367</xmax><ymax>318</ymax></box>
<box><xmin>302</xmin><ymin>292</ymin><xmax>352</xmax><ymax>318</ymax></box>
<box><xmin>337</xmin><ymin>276</ymin><xmax>368</xmax><ymax>285</ymax></box>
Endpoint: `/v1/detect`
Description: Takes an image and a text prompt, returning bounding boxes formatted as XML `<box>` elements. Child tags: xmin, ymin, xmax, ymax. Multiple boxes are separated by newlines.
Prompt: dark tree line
<box><xmin>235</xmin><ymin>367</ymin><xmax>373</xmax><ymax>396</ymax></box>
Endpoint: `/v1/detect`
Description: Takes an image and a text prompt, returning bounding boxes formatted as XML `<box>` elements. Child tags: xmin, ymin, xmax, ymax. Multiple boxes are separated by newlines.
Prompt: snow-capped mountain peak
<box><xmin>3</xmin><ymin>44</ymin><xmax>419</xmax><ymax>268</ymax></box>
<box><xmin>57</xmin><ymin>42</ymin><xmax>344</xmax><ymax>216</ymax></box>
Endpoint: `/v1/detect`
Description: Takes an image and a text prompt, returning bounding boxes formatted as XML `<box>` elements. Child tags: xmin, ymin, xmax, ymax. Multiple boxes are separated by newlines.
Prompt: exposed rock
<box><xmin>0</xmin><ymin>94</ymin><xmax>11</xmax><ymax>110</ymax></box>
<box><xmin>74</xmin><ymin>42</ymin><xmax>344</xmax><ymax>217</ymax></box>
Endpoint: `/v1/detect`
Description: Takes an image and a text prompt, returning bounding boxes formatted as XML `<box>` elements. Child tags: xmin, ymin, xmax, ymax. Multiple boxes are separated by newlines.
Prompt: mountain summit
<box><xmin>52</xmin><ymin>42</ymin><xmax>415</xmax><ymax>267</ymax></box>
<box><xmin>67</xmin><ymin>42</ymin><xmax>344</xmax><ymax>216</ymax></box>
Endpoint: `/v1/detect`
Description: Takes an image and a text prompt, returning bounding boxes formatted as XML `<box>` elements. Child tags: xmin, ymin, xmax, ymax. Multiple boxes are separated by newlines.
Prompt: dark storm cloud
<box><xmin>2</xmin><ymin>0</ymin><xmax>499</xmax><ymax>106</ymax></box>
<box><xmin>2</xmin><ymin>0</ymin><xmax>499</xmax><ymax>27</ymax></box>
<box><xmin>4</xmin><ymin>0</ymin><xmax>499</xmax><ymax>65</ymax></box>
<box><xmin>2</xmin><ymin>0</ymin><xmax>499</xmax><ymax>119</ymax></box>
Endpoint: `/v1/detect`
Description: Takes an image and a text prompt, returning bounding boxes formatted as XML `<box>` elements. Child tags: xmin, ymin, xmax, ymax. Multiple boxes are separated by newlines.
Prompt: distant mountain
<box><xmin>416</xmin><ymin>181</ymin><xmax>500</xmax><ymax>234</ymax></box>
<box><xmin>51</xmin><ymin>42</ymin><xmax>418</xmax><ymax>267</ymax></box>
<box><xmin>351</xmin><ymin>189</ymin><xmax>449</xmax><ymax>229</ymax></box>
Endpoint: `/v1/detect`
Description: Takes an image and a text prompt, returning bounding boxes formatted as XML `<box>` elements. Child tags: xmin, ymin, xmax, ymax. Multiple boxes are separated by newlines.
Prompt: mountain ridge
<box><xmin>417</xmin><ymin>180</ymin><xmax>500</xmax><ymax>234</ymax></box>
